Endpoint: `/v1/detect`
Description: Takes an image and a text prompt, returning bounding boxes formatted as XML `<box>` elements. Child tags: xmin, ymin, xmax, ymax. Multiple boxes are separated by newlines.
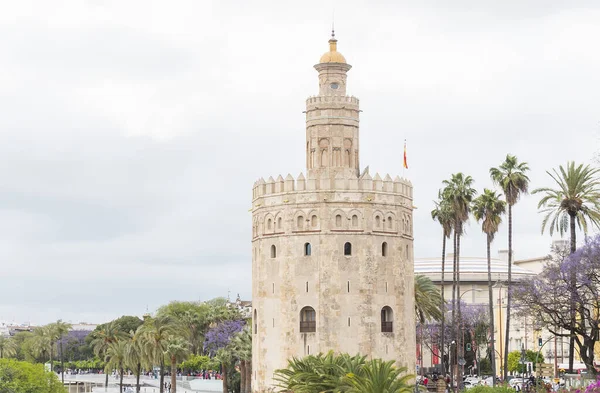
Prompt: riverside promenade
<box><xmin>62</xmin><ymin>374</ymin><xmax>222</xmax><ymax>393</ymax></box>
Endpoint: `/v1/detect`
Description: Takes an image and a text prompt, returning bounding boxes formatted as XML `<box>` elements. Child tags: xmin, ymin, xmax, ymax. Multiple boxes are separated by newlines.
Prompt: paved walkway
<box><xmin>63</xmin><ymin>374</ymin><xmax>222</xmax><ymax>393</ymax></box>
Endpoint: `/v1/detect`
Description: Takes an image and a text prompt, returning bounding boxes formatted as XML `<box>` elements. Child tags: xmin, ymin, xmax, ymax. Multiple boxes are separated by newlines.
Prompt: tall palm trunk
<box><xmin>60</xmin><ymin>341</ymin><xmax>65</xmax><ymax>383</ymax></box>
<box><xmin>105</xmin><ymin>370</ymin><xmax>109</xmax><ymax>391</ymax></box>
<box><xmin>486</xmin><ymin>235</ymin><xmax>497</xmax><ymax>387</ymax></box>
<box><xmin>568</xmin><ymin>213</ymin><xmax>577</xmax><ymax>372</ymax></box>
<box><xmin>119</xmin><ymin>367</ymin><xmax>124</xmax><ymax>393</ymax></box>
<box><xmin>136</xmin><ymin>363</ymin><xmax>141</xmax><ymax>393</ymax></box>
<box><xmin>160</xmin><ymin>362</ymin><xmax>165</xmax><ymax>393</ymax></box>
<box><xmin>239</xmin><ymin>360</ymin><xmax>246</xmax><ymax>393</ymax></box>
<box><xmin>245</xmin><ymin>359</ymin><xmax>251</xmax><ymax>393</ymax></box>
<box><xmin>171</xmin><ymin>356</ymin><xmax>177</xmax><ymax>393</ymax></box>
<box><xmin>451</xmin><ymin>231</ymin><xmax>457</xmax><ymax>392</ymax></box>
<box><xmin>50</xmin><ymin>345</ymin><xmax>54</xmax><ymax>372</ymax></box>
<box><xmin>441</xmin><ymin>235</ymin><xmax>446</xmax><ymax>375</ymax></box>
<box><xmin>222</xmin><ymin>363</ymin><xmax>228</xmax><ymax>393</ymax></box>
<box><xmin>503</xmin><ymin>204</ymin><xmax>513</xmax><ymax>380</ymax></box>
<box><xmin>456</xmin><ymin>226</ymin><xmax>462</xmax><ymax>390</ymax></box>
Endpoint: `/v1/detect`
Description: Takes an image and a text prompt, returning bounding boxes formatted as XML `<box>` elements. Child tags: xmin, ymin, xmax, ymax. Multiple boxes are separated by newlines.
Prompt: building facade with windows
<box><xmin>251</xmin><ymin>33</ymin><xmax>416</xmax><ymax>391</ymax></box>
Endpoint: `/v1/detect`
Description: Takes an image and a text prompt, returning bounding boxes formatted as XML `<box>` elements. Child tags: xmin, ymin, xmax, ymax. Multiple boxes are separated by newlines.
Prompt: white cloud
<box><xmin>0</xmin><ymin>0</ymin><xmax>599</xmax><ymax>324</ymax></box>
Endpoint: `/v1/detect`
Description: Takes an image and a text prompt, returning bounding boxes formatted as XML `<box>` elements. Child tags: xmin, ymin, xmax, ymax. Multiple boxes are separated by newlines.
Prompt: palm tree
<box><xmin>345</xmin><ymin>359</ymin><xmax>414</xmax><ymax>393</ymax></box>
<box><xmin>214</xmin><ymin>347</ymin><xmax>234</xmax><ymax>393</ymax></box>
<box><xmin>414</xmin><ymin>274</ymin><xmax>443</xmax><ymax>378</ymax></box>
<box><xmin>533</xmin><ymin>161</ymin><xmax>600</xmax><ymax>372</ymax></box>
<box><xmin>230</xmin><ymin>326</ymin><xmax>252</xmax><ymax>393</ymax></box>
<box><xmin>442</xmin><ymin>172</ymin><xmax>476</xmax><ymax>386</ymax></box>
<box><xmin>490</xmin><ymin>154</ymin><xmax>530</xmax><ymax>379</ymax></box>
<box><xmin>431</xmin><ymin>197</ymin><xmax>453</xmax><ymax>373</ymax></box>
<box><xmin>31</xmin><ymin>326</ymin><xmax>53</xmax><ymax>366</ymax></box>
<box><xmin>0</xmin><ymin>336</ymin><xmax>17</xmax><ymax>358</ymax></box>
<box><xmin>165</xmin><ymin>336</ymin><xmax>190</xmax><ymax>393</ymax></box>
<box><xmin>90</xmin><ymin>321</ymin><xmax>127</xmax><ymax>391</ymax></box>
<box><xmin>105</xmin><ymin>339</ymin><xmax>128</xmax><ymax>393</ymax></box>
<box><xmin>138</xmin><ymin>316</ymin><xmax>180</xmax><ymax>393</ymax></box>
<box><xmin>125</xmin><ymin>330</ymin><xmax>146</xmax><ymax>393</ymax></box>
<box><xmin>274</xmin><ymin>351</ymin><xmax>367</xmax><ymax>393</ymax></box>
<box><xmin>415</xmin><ymin>275</ymin><xmax>443</xmax><ymax>323</ymax></box>
<box><xmin>274</xmin><ymin>352</ymin><xmax>414</xmax><ymax>393</ymax></box>
<box><xmin>472</xmin><ymin>189</ymin><xmax>506</xmax><ymax>386</ymax></box>
<box><xmin>48</xmin><ymin>320</ymin><xmax>72</xmax><ymax>383</ymax></box>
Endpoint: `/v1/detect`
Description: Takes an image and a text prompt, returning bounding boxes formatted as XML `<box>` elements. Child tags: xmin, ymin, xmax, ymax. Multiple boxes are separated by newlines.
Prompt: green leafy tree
<box><xmin>30</xmin><ymin>326</ymin><xmax>53</xmax><ymax>366</ymax></box>
<box><xmin>442</xmin><ymin>172</ymin><xmax>477</xmax><ymax>381</ymax></box>
<box><xmin>507</xmin><ymin>350</ymin><xmax>544</xmax><ymax>374</ymax></box>
<box><xmin>533</xmin><ymin>162</ymin><xmax>600</xmax><ymax>252</ymax></box>
<box><xmin>138</xmin><ymin>316</ymin><xmax>181</xmax><ymax>393</ymax></box>
<box><xmin>344</xmin><ymin>359</ymin><xmax>413</xmax><ymax>393</ymax></box>
<box><xmin>431</xmin><ymin>197</ymin><xmax>453</xmax><ymax>373</ymax></box>
<box><xmin>157</xmin><ymin>301</ymin><xmax>211</xmax><ymax>355</ymax></box>
<box><xmin>105</xmin><ymin>339</ymin><xmax>128</xmax><ymax>393</ymax></box>
<box><xmin>0</xmin><ymin>336</ymin><xmax>17</xmax><ymax>359</ymax></box>
<box><xmin>89</xmin><ymin>321</ymin><xmax>127</xmax><ymax>391</ymax></box>
<box><xmin>125</xmin><ymin>330</ymin><xmax>146</xmax><ymax>393</ymax></box>
<box><xmin>164</xmin><ymin>336</ymin><xmax>190</xmax><ymax>393</ymax></box>
<box><xmin>48</xmin><ymin>320</ymin><xmax>72</xmax><ymax>383</ymax></box>
<box><xmin>490</xmin><ymin>154</ymin><xmax>530</xmax><ymax>379</ymax></box>
<box><xmin>0</xmin><ymin>358</ymin><xmax>65</xmax><ymax>393</ymax></box>
<box><xmin>414</xmin><ymin>275</ymin><xmax>443</xmax><ymax>323</ymax></box>
<box><xmin>274</xmin><ymin>351</ymin><xmax>414</xmax><ymax>393</ymax></box>
<box><xmin>214</xmin><ymin>348</ymin><xmax>234</xmax><ymax>393</ymax></box>
<box><xmin>179</xmin><ymin>354</ymin><xmax>212</xmax><ymax>372</ymax></box>
<box><xmin>230</xmin><ymin>326</ymin><xmax>252</xmax><ymax>393</ymax></box>
<box><xmin>472</xmin><ymin>188</ymin><xmax>506</xmax><ymax>384</ymax></box>
<box><xmin>532</xmin><ymin>162</ymin><xmax>600</xmax><ymax>373</ymax></box>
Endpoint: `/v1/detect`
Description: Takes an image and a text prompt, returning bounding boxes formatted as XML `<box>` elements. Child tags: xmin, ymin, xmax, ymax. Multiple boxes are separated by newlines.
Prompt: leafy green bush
<box><xmin>468</xmin><ymin>386</ymin><xmax>516</xmax><ymax>393</ymax></box>
<box><xmin>0</xmin><ymin>358</ymin><xmax>66</xmax><ymax>393</ymax></box>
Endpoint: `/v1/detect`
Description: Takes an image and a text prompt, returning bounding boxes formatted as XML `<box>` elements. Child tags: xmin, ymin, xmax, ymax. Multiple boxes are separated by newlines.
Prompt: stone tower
<box><xmin>251</xmin><ymin>32</ymin><xmax>416</xmax><ymax>391</ymax></box>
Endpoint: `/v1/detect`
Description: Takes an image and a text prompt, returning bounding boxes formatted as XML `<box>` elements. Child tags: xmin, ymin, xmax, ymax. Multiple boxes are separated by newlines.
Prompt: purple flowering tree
<box><xmin>204</xmin><ymin>320</ymin><xmax>245</xmax><ymax>356</ymax></box>
<box><xmin>514</xmin><ymin>235</ymin><xmax>600</xmax><ymax>376</ymax></box>
<box><xmin>418</xmin><ymin>302</ymin><xmax>489</xmax><ymax>373</ymax></box>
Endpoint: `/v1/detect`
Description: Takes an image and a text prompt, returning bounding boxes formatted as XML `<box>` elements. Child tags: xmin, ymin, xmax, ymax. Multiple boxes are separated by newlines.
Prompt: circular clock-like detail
<box><xmin>330</xmin><ymin>82</ymin><xmax>339</xmax><ymax>90</ymax></box>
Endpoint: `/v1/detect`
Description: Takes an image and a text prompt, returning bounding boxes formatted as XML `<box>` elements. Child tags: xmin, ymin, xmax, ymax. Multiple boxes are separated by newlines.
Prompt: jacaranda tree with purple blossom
<box><xmin>204</xmin><ymin>319</ymin><xmax>245</xmax><ymax>356</ymax></box>
<box><xmin>514</xmin><ymin>234</ymin><xmax>600</xmax><ymax>376</ymax></box>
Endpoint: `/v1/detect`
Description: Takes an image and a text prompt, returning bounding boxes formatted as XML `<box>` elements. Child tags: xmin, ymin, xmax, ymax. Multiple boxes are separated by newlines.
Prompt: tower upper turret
<box><xmin>306</xmin><ymin>33</ymin><xmax>359</xmax><ymax>178</ymax></box>
<box><xmin>315</xmin><ymin>31</ymin><xmax>352</xmax><ymax>97</ymax></box>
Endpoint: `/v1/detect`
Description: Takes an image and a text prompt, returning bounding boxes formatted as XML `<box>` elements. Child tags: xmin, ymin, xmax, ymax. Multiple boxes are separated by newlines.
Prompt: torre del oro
<box><xmin>251</xmin><ymin>32</ymin><xmax>416</xmax><ymax>391</ymax></box>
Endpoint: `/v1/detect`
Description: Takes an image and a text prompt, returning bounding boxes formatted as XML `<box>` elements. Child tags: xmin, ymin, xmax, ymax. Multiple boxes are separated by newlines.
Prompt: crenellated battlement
<box><xmin>306</xmin><ymin>95</ymin><xmax>359</xmax><ymax>105</ymax></box>
<box><xmin>252</xmin><ymin>172</ymin><xmax>412</xmax><ymax>201</ymax></box>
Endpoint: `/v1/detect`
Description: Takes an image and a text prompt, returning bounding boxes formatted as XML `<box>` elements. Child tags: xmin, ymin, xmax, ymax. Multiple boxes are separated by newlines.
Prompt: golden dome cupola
<box><xmin>318</xmin><ymin>30</ymin><xmax>347</xmax><ymax>64</ymax></box>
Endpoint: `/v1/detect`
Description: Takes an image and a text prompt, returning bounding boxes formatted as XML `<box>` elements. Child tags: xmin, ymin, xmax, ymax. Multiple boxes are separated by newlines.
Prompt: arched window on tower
<box><xmin>375</xmin><ymin>215</ymin><xmax>381</xmax><ymax>228</ymax></box>
<box><xmin>382</xmin><ymin>242</ymin><xmax>388</xmax><ymax>257</ymax></box>
<box><xmin>381</xmin><ymin>306</ymin><xmax>393</xmax><ymax>332</ymax></box>
<box><xmin>336</xmin><ymin>214</ymin><xmax>342</xmax><ymax>227</ymax></box>
<box><xmin>300</xmin><ymin>306</ymin><xmax>316</xmax><ymax>333</ymax></box>
<box><xmin>352</xmin><ymin>215</ymin><xmax>358</xmax><ymax>227</ymax></box>
<box><xmin>311</xmin><ymin>215</ymin><xmax>318</xmax><ymax>228</ymax></box>
<box><xmin>297</xmin><ymin>215</ymin><xmax>304</xmax><ymax>230</ymax></box>
<box><xmin>277</xmin><ymin>217</ymin><xmax>282</xmax><ymax>230</ymax></box>
<box><xmin>344</xmin><ymin>242</ymin><xmax>352</xmax><ymax>256</ymax></box>
<box><xmin>304</xmin><ymin>243</ymin><xmax>311</xmax><ymax>256</ymax></box>
<box><xmin>267</xmin><ymin>219</ymin><xmax>272</xmax><ymax>230</ymax></box>
<box><xmin>271</xmin><ymin>245</ymin><xmax>277</xmax><ymax>258</ymax></box>
<box><xmin>388</xmin><ymin>216</ymin><xmax>393</xmax><ymax>229</ymax></box>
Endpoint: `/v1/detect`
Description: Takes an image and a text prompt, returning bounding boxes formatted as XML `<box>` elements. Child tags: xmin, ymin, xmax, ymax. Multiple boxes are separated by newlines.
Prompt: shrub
<box><xmin>0</xmin><ymin>358</ymin><xmax>66</xmax><ymax>393</ymax></box>
<box><xmin>468</xmin><ymin>386</ymin><xmax>515</xmax><ymax>393</ymax></box>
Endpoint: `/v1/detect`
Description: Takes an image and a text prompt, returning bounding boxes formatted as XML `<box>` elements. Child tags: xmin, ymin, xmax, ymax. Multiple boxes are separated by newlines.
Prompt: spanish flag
<box><xmin>403</xmin><ymin>140</ymin><xmax>408</xmax><ymax>169</ymax></box>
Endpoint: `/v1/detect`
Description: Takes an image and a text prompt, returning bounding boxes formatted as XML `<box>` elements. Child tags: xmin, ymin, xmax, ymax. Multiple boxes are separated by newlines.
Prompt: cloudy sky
<box><xmin>1</xmin><ymin>0</ymin><xmax>599</xmax><ymax>325</ymax></box>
